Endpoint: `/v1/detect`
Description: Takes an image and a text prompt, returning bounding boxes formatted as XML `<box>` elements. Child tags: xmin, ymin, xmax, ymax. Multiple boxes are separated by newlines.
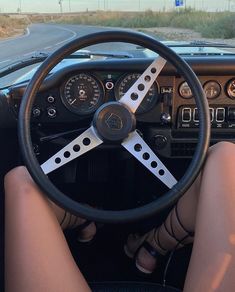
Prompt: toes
<box><xmin>77</xmin><ymin>222</ymin><xmax>97</xmax><ymax>243</ymax></box>
<box><xmin>135</xmin><ymin>246</ymin><xmax>157</xmax><ymax>273</ymax></box>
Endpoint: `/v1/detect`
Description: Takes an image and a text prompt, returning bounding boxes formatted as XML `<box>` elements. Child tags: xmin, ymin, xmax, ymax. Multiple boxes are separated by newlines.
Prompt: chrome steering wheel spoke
<box><xmin>41</xmin><ymin>126</ymin><xmax>103</xmax><ymax>174</ymax></box>
<box><xmin>119</xmin><ymin>56</ymin><xmax>166</xmax><ymax>113</ymax></box>
<box><xmin>122</xmin><ymin>130</ymin><xmax>177</xmax><ymax>189</ymax></box>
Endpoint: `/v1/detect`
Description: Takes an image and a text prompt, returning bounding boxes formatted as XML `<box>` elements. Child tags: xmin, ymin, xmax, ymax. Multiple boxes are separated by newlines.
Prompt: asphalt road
<box><xmin>0</xmin><ymin>23</ymin><xmax>141</xmax><ymax>87</ymax></box>
<box><xmin>0</xmin><ymin>23</ymin><xmax>139</xmax><ymax>67</ymax></box>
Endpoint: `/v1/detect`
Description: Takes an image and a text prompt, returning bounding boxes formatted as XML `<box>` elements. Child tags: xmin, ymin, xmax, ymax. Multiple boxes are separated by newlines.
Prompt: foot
<box><xmin>125</xmin><ymin>229</ymin><xmax>167</xmax><ymax>274</ymax></box>
<box><xmin>76</xmin><ymin>220</ymin><xmax>97</xmax><ymax>243</ymax></box>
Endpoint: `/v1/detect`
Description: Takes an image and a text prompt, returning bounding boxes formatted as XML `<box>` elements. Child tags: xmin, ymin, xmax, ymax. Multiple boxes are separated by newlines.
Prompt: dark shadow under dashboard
<box><xmin>1</xmin><ymin>55</ymin><xmax>235</xmax><ymax>160</ymax></box>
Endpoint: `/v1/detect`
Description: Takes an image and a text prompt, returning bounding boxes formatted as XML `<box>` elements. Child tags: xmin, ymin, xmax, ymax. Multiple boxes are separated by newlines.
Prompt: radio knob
<box><xmin>154</xmin><ymin>135</ymin><xmax>168</xmax><ymax>150</ymax></box>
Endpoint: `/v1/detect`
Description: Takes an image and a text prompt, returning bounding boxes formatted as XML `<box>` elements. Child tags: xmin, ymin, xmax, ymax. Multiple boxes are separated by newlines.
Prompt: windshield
<box><xmin>0</xmin><ymin>1</ymin><xmax>234</xmax><ymax>86</ymax></box>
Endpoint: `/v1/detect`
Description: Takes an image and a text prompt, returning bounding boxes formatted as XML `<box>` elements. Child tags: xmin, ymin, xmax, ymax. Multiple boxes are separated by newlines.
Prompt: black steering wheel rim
<box><xmin>18</xmin><ymin>30</ymin><xmax>210</xmax><ymax>223</ymax></box>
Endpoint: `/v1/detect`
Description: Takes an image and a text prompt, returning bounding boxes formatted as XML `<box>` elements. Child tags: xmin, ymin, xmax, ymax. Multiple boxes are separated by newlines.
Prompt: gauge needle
<box><xmin>69</xmin><ymin>98</ymin><xmax>77</xmax><ymax>105</ymax></box>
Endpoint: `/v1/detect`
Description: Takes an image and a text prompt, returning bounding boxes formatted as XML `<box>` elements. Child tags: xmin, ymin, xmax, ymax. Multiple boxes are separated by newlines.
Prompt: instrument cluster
<box><xmin>60</xmin><ymin>72</ymin><xmax>160</xmax><ymax>116</ymax></box>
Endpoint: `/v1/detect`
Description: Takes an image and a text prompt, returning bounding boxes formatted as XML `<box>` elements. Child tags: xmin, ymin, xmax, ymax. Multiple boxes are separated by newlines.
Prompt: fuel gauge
<box><xmin>226</xmin><ymin>78</ymin><xmax>235</xmax><ymax>99</ymax></box>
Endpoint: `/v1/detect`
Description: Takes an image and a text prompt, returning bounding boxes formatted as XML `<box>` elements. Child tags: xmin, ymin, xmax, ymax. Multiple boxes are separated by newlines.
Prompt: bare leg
<box><xmin>184</xmin><ymin>142</ymin><xmax>235</xmax><ymax>291</ymax></box>
<box><xmin>126</xmin><ymin>141</ymin><xmax>235</xmax><ymax>291</ymax></box>
<box><xmin>5</xmin><ymin>166</ymin><xmax>91</xmax><ymax>292</ymax></box>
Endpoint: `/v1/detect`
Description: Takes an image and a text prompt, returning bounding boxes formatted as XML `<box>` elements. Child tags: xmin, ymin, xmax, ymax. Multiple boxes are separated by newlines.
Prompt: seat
<box><xmin>90</xmin><ymin>281</ymin><xmax>181</xmax><ymax>291</ymax></box>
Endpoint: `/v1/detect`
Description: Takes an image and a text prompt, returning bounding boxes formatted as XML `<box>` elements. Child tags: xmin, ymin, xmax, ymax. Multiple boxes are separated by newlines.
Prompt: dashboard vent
<box><xmin>171</xmin><ymin>142</ymin><xmax>197</xmax><ymax>157</ymax></box>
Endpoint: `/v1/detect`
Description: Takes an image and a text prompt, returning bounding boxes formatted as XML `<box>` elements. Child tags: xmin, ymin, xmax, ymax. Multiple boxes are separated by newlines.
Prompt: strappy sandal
<box><xmin>125</xmin><ymin>203</ymin><xmax>194</xmax><ymax>274</ymax></box>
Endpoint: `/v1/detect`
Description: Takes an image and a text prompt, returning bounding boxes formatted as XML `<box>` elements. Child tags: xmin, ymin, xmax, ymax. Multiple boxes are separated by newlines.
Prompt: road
<box><xmin>0</xmin><ymin>23</ymin><xmax>139</xmax><ymax>67</ymax></box>
<box><xmin>0</xmin><ymin>23</ymin><xmax>142</xmax><ymax>87</ymax></box>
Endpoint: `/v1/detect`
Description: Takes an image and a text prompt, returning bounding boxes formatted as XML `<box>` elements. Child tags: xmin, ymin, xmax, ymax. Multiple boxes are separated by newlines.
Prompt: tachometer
<box><xmin>226</xmin><ymin>78</ymin><xmax>235</xmax><ymax>99</ymax></box>
<box><xmin>115</xmin><ymin>73</ymin><xmax>159</xmax><ymax>114</ymax></box>
<box><xmin>61</xmin><ymin>73</ymin><xmax>104</xmax><ymax>115</ymax></box>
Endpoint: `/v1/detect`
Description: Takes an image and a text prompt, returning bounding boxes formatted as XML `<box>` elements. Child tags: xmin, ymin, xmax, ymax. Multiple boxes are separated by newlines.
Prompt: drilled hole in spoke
<box><xmin>55</xmin><ymin>157</ymin><xmax>61</xmax><ymax>164</ymax></box>
<box><xmin>138</xmin><ymin>84</ymin><xmax>145</xmax><ymax>91</ymax></box>
<box><xmin>134</xmin><ymin>144</ymin><xmax>142</xmax><ymax>152</ymax></box>
<box><xmin>145</xmin><ymin>75</ymin><xmax>151</xmax><ymax>82</ymax></box>
<box><xmin>143</xmin><ymin>152</ymin><xmax>150</xmax><ymax>160</ymax></box>
<box><xmin>151</xmin><ymin>68</ymin><xmax>157</xmax><ymax>74</ymax></box>
<box><xmin>64</xmin><ymin>151</ymin><xmax>71</xmax><ymax>158</ymax></box>
<box><xmin>131</xmin><ymin>92</ymin><xmax>138</xmax><ymax>100</ymax></box>
<box><xmin>73</xmin><ymin>144</ymin><xmax>80</xmax><ymax>152</ymax></box>
<box><xmin>83</xmin><ymin>138</ymin><xmax>91</xmax><ymax>146</ymax></box>
<box><xmin>151</xmin><ymin>161</ymin><xmax>158</xmax><ymax>168</ymax></box>
<box><xmin>159</xmin><ymin>169</ymin><xmax>165</xmax><ymax>176</ymax></box>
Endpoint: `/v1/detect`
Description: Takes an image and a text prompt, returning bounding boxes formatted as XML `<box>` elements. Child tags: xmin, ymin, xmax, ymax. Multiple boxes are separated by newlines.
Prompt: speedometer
<box><xmin>115</xmin><ymin>73</ymin><xmax>159</xmax><ymax>114</ymax></box>
<box><xmin>61</xmin><ymin>73</ymin><xmax>104</xmax><ymax>115</ymax></box>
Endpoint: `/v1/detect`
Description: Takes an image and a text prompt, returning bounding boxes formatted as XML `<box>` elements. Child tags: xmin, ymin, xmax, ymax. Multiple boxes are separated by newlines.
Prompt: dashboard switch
<box><xmin>209</xmin><ymin>108</ymin><xmax>214</xmax><ymax>122</ymax></box>
<box><xmin>216</xmin><ymin>108</ymin><xmax>225</xmax><ymax>122</ymax></box>
<box><xmin>182</xmin><ymin>108</ymin><xmax>191</xmax><ymax>122</ymax></box>
<box><xmin>47</xmin><ymin>107</ymin><xmax>57</xmax><ymax>118</ymax></box>
<box><xmin>193</xmin><ymin>108</ymin><xmax>199</xmax><ymax>122</ymax></box>
<box><xmin>32</xmin><ymin>107</ymin><xmax>41</xmax><ymax>118</ymax></box>
<box><xmin>228</xmin><ymin>107</ymin><xmax>235</xmax><ymax>121</ymax></box>
<box><xmin>47</xmin><ymin>95</ymin><xmax>55</xmax><ymax>103</ymax></box>
<box><xmin>160</xmin><ymin>112</ymin><xmax>171</xmax><ymax>124</ymax></box>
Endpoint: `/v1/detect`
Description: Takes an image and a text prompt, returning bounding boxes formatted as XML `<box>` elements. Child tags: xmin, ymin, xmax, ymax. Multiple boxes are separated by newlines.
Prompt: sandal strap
<box><xmin>60</xmin><ymin>211</ymin><xmax>67</xmax><ymax>227</ymax></box>
<box><xmin>74</xmin><ymin>220</ymin><xmax>92</xmax><ymax>232</ymax></box>
<box><xmin>142</xmin><ymin>241</ymin><xmax>165</xmax><ymax>260</ymax></box>
<box><xmin>153</xmin><ymin>228</ymin><xmax>168</xmax><ymax>253</ymax></box>
<box><xmin>175</xmin><ymin>204</ymin><xmax>195</xmax><ymax>237</ymax></box>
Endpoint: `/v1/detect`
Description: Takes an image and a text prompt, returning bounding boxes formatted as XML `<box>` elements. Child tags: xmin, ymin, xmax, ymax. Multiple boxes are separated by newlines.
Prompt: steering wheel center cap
<box><xmin>93</xmin><ymin>102</ymin><xmax>136</xmax><ymax>142</ymax></box>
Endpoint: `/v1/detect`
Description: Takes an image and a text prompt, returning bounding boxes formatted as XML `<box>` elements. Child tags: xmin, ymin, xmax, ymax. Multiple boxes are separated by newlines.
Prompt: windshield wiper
<box><xmin>0</xmin><ymin>52</ymin><xmax>49</xmax><ymax>78</ymax></box>
<box><xmin>73</xmin><ymin>51</ymin><xmax>133</xmax><ymax>59</ymax></box>
<box><xmin>0</xmin><ymin>50</ymin><xmax>132</xmax><ymax>79</ymax></box>
<box><xmin>167</xmin><ymin>40</ymin><xmax>235</xmax><ymax>48</ymax></box>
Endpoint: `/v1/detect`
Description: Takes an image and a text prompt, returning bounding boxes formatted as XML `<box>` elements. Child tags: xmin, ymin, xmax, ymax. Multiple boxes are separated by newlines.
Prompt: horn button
<box><xmin>93</xmin><ymin>102</ymin><xmax>136</xmax><ymax>142</ymax></box>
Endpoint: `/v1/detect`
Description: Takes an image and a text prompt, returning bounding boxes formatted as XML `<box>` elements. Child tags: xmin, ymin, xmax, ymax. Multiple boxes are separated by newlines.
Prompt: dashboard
<box><xmin>3</xmin><ymin>56</ymin><xmax>235</xmax><ymax>159</ymax></box>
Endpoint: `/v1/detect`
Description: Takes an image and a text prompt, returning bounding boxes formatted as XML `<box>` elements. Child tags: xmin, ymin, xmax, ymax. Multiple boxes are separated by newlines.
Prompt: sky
<box><xmin>0</xmin><ymin>0</ymin><xmax>233</xmax><ymax>13</ymax></box>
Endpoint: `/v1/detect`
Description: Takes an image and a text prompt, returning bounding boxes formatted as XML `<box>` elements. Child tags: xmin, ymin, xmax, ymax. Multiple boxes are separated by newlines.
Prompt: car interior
<box><xmin>1</xmin><ymin>19</ymin><xmax>235</xmax><ymax>292</ymax></box>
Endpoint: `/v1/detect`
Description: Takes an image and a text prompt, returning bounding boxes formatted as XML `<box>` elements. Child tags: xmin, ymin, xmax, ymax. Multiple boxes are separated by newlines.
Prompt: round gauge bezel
<box><xmin>178</xmin><ymin>81</ymin><xmax>193</xmax><ymax>99</ymax></box>
<box><xmin>60</xmin><ymin>72</ymin><xmax>105</xmax><ymax>115</ymax></box>
<box><xmin>114</xmin><ymin>72</ymin><xmax>160</xmax><ymax>114</ymax></box>
<box><xmin>203</xmin><ymin>80</ymin><xmax>221</xmax><ymax>99</ymax></box>
<box><xmin>226</xmin><ymin>78</ymin><xmax>235</xmax><ymax>99</ymax></box>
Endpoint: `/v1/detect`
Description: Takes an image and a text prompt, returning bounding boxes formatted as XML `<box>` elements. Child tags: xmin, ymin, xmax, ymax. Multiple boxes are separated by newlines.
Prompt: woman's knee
<box><xmin>4</xmin><ymin>166</ymin><xmax>39</xmax><ymax>201</ymax></box>
<box><xmin>208</xmin><ymin>141</ymin><xmax>235</xmax><ymax>165</ymax></box>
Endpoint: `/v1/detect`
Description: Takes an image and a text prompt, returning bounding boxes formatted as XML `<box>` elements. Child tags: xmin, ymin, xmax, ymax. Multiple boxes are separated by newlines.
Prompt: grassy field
<box><xmin>0</xmin><ymin>14</ymin><xmax>30</xmax><ymax>38</ymax></box>
<box><xmin>56</xmin><ymin>10</ymin><xmax>235</xmax><ymax>39</ymax></box>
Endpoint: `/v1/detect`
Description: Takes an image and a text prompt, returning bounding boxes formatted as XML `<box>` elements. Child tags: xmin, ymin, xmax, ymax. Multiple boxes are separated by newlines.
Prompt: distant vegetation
<box><xmin>0</xmin><ymin>14</ymin><xmax>29</xmax><ymax>38</ymax></box>
<box><xmin>57</xmin><ymin>10</ymin><xmax>235</xmax><ymax>39</ymax></box>
<box><xmin>0</xmin><ymin>10</ymin><xmax>235</xmax><ymax>39</ymax></box>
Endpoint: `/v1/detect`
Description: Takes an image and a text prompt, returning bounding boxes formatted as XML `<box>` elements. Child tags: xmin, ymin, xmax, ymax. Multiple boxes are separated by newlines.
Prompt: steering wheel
<box><xmin>18</xmin><ymin>30</ymin><xmax>210</xmax><ymax>223</ymax></box>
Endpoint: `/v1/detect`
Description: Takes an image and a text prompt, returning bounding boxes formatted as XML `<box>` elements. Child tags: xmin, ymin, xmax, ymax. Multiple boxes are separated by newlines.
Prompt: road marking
<box><xmin>0</xmin><ymin>59</ymin><xmax>11</xmax><ymax>65</ymax></box>
<box><xmin>50</xmin><ymin>25</ymin><xmax>77</xmax><ymax>46</ymax></box>
<box><xmin>0</xmin><ymin>27</ymin><xmax>30</xmax><ymax>45</ymax></box>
